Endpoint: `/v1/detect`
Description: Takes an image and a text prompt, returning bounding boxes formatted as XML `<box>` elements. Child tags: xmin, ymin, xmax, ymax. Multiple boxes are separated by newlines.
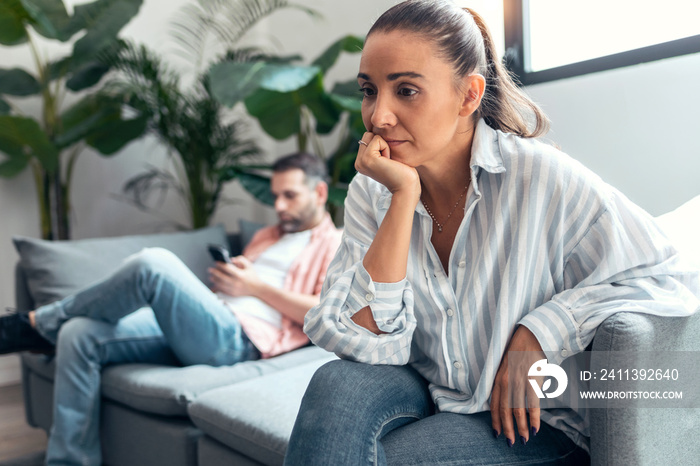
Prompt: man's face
<box><xmin>271</xmin><ymin>168</ymin><xmax>323</xmax><ymax>233</ymax></box>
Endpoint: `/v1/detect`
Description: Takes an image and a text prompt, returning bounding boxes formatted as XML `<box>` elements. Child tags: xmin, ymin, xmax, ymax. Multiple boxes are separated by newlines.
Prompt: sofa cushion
<box><xmin>101</xmin><ymin>345</ymin><xmax>332</xmax><ymax>416</ymax></box>
<box><xmin>188</xmin><ymin>354</ymin><xmax>337</xmax><ymax>466</ymax></box>
<box><xmin>13</xmin><ymin>225</ymin><xmax>227</xmax><ymax>308</ymax></box>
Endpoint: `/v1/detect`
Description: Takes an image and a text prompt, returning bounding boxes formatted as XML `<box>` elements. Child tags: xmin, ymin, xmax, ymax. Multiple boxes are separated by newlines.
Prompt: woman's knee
<box><xmin>303</xmin><ymin>360</ymin><xmax>432</xmax><ymax>418</ymax></box>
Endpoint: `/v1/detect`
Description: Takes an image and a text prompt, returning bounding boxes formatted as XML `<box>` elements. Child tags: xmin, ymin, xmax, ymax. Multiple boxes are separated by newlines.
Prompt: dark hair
<box><xmin>368</xmin><ymin>0</ymin><xmax>549</xmax><ymax>138</ymax></box>
<box><xmin>272</xmin><ymin>152</ymin><xmax>328</xmax><ymax>186</ymax></box>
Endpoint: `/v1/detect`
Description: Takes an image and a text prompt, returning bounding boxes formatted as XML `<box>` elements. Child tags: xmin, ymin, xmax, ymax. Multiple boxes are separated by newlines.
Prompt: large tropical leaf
<box><xmin>85</xmin><ymin>114</ymin><xmax>148</xmax><ymax>154</ymax></box>
<box><xmin>299</xmin><ymin>74</ymin><xmax>339</xmax><ymax>135</ymax></box>
<box><xmin>0</xmin><ymin>97</ymin><xmax>11</xmax><ymax>114</ymax></box>
<box><xmin>237</xmin><ymin>170</ymin><xmax>274</xmax><ymax>206</ymax></box>
<box><xmin>66</xmin><ymin>61</ymin><xmax>112</xmax><ymax>91</ymax></box>
<box><xmin>0</xmin><ymin>154</ymin><xmax>29</xmax><ymax>177</ymax></box>
<box><xmin>72</xmin><ymin>0</ymin><xmax>142</xmax><ymax>63</ymax></box>
<box><xmin>311</xmin><ymin>35</ymin><xmax>364</xmax><ymax>74</ymax></box>
<box><xmin>0</xmin><ymin>115</ymin><xmax>58</xmax><ymax>172</ymax></box>
<box><xmin>209</xmin><ymin>61</ymin><xmax>319</xmax><ymax>107</ymax></box>
<box><xmin>57</xmin><ymin>93</ymin><xmax>147</xmax><ymax>153</ymax></box>
<box><xmin>0</xmin><ymin>0</ymin><xmax>29</xmax><ymax>45</ymax></box>
<box><xmin>20</xmin><ymin>0</ymin><xmax>72</xmax><ymax>41</ymax></box>
<box><xmin>244</xmin><ymin>88</ymin><xmax>300</xmax><ymax>140</ymax></box>
<box><xmin>0</xmin><ymin>68</ymin><xmax>41</xmax><ymax>96</ymax></box>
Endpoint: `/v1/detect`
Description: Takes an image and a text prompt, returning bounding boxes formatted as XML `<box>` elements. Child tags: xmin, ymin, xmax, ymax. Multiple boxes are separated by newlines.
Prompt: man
<box><xmin>0</xmin><ymin>152</ymin><xmax>342</xmax><ymax>466</ymax></box>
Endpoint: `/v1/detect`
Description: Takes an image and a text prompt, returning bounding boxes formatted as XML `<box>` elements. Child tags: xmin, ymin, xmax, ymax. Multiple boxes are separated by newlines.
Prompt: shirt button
<box><xmin>459</xmin><ymin>261</ymin><xmax>466</xmax><ymax>268</ymax></box>
<box><xmin>365</xmin><ymin>293</ymin><xmax>374</xmax><ymax>302</ymax></box>
<box><xmin>561</xmin><ymin>349</ymin><xmax>569</xmax><ymax>357</ymax></box>
<box><xmin>387</xmin><ymin>319</ymin><xmax>394</xmax><ymax>324</ymax></box>
<box><xmin>446</xmin><ymin>309</ymin><xmax>454</xmax><ymax>317</ymax></box>
<box><xmin>453</xmin><ymin>361</ymin><xmax>463</xmax><ymax>369</ymax></box>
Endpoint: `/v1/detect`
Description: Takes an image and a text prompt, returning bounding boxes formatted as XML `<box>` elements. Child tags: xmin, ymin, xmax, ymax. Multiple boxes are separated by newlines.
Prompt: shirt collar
<box><xmin>470</xmin><ymin>119</ymin><xmax>506</xmax><ymax>176</ymax></box>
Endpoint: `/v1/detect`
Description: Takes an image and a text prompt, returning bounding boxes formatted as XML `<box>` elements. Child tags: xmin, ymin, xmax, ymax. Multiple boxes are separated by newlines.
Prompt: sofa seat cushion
<box><xmin>188</xmin><ymin>353</ymin><xmax>337</xmax><ymax>466</ymax></box>
<box><xmin>23</xmin><ymin>346</ymin><xmax>332</xmax><ymax>417</ymax></box>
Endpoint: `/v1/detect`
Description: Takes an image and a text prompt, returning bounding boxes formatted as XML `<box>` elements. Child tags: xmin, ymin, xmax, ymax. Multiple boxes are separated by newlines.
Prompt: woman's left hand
<box><xmin>490</xmin><ymin>325</ymin><xmax>545</xmax><ymax>446</ymax></box>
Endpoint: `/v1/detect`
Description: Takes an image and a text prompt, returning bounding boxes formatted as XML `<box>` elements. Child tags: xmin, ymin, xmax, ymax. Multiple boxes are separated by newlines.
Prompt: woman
<box><xmin>285</xmin><ymin>1</ymin><xmax>700</xmax><ymax>465</ymax></box>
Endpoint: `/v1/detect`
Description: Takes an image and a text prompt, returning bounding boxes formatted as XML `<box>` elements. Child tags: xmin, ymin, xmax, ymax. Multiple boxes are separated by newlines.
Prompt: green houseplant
<box><xmin>208</xmin><ymin>34</ymin><xmax>366</xmax><ymax>217</ymax></box>
<box><xmin>102</xmin><ymin>0</ymin><xmax>321</xmax><ymax>229</ymax></box>
<box><xmin>0</xmin><ymin>0</ymin><xmax>146</xmax><ymax>239</ymax></box>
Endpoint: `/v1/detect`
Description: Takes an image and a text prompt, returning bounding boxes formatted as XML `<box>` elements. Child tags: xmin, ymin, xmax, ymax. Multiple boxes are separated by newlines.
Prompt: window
<box><xmin>504</xmin><ymin>0</ymin><xmax>700</xmax><ymax>85</ymax></box>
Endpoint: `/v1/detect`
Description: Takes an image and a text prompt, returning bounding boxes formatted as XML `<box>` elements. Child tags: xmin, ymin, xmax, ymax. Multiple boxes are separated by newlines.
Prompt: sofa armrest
<box><xmin>589</xmin><ymin>311</ymin><xmax>700</xmax><ymax>465</ymax></box>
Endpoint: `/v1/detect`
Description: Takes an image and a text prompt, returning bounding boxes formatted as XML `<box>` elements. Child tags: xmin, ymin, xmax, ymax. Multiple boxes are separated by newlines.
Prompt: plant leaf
<box><xmin>0</xmin><ymin>97</ymin><xmax>10</xmax><ymax>114</ymax></box>
<box><xmin>0</xmin><ymin>68</ymin><xmax>41</xmax><ymax>96</ymax></box>
<box><xmin>209</xmin><ymin>62</ymin><xmax>319</xmax><ymax>107</ymax></box>
<box><xmin>0</xmin><ymin>115</ymin><xmax>58</xmax><ymax>172</ymax></box>
<box><xmin>56</xmin><ymin>94</ymin><xmax>119</xmax><ymax>148</ymax></box>
<box><xmin>20</xmin><ymin>0</ymin><xmax>72</xmax><ymax>41</ymax></box>
<box><xmin>327</xmin><ymin>185</ymin><xmax>348</xmax><ymax>208</ymax></box>
<box><xmin>66</xmin><ymin>61</ymin><xmax>111</xmax><ymax>91</ymax></box>
<box><xmin>244</xmin><ymin>88</ymin><xmax>300</xmax><ymax>140</ymax></box>
<box><xmin>0</xmin><ymin>0</ymin><xmax>29</xmax><ymax>45</ymax></box>
<box><xmin>85</xmin><ymin>114</ymin><xmax>148</xmax><ymax>155</ymax></box>
<box><xmin>209</xmin><ymin>61</ymin><xmax>269</xmax><ymax>107</ymax></box>
<box><xmin>237</xmin><ymin>171</ymin><xmax>274</xmax><ymax>206</ymax></box>
<box><xmin>0</xmin><ymin>154</ymin><xmax>29</xmax><ymax>177</ymax></box>
<box><xmin>299</xmin><ymin>75</ymin><xmax>339</xmax><ymax>135</ymax></box>
<box><xmin>311</xmin><ymin>35</ymin><xmax>364</xmax><ymax>74</ymax></box>
<box><xmin>72</xmin><ymin>0</ymin><xmax>143</xmax><ymax>62</ymax></box>
<box><xmin>258</xmin><ymin>65</ymin><xmax>319</xmax><ymax>93</ymax></box>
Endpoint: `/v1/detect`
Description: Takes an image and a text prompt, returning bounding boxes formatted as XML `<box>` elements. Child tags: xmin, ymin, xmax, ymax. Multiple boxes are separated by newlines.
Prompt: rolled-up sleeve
<box><xmin>304</xmin><ymin>176</ymin><xmax>417</xmax><ymax>365</ymax></box>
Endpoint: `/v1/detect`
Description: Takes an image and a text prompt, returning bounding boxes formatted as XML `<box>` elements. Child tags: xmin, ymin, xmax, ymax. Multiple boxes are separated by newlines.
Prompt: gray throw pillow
<box><xmin>13</xmin><ymin>225</ymin><xmax>228</xmax><ymax>308</ymax></box>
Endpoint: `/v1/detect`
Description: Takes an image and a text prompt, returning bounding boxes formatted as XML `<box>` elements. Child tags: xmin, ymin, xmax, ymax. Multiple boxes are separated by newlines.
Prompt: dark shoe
<box><xmin>0</xmin><ymin>309</ymin><xmax>54</xmax><ymax>355</ymax></box>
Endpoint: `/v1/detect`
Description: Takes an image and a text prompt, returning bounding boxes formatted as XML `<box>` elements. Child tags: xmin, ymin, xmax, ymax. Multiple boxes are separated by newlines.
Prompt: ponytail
<box><xmin>465</xmin><ymin>8</ymin><xmax>549</xmax><ymax>138</ymax></box>
<box><xmin>368</xmin><ymin>0</ymin><xmax>549</xmax><ymax>139</ymax></box>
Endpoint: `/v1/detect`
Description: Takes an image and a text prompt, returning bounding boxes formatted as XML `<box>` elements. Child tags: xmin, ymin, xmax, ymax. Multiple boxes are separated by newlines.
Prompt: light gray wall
<box><xmin>1</xmin><ymin>0</ymin><xmax>698</xmax><ymax>384</ymax></box>
<box><xmin>525</xmin><ymin>52</ymin><xmax>700</xmax><ymax>216</ymax></box>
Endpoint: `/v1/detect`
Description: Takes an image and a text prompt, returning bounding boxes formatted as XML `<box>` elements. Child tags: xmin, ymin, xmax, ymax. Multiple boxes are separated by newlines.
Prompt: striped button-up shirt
<box><xmin>304</xmin><ymin>119</ymin><xmax>700</xmax><ymax>450</ymax></box>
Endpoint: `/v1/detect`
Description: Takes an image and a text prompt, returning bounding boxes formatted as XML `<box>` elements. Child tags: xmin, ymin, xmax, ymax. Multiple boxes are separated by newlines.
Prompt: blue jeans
<box><xmin>33</xmin><ymin>248</ymin><xmax>259</xmax><ymax>466</ymax></box>
<box><xmin>285</xmin><ymin>360</ymin><xmax>590</xmax><ymax>466</ymax></box>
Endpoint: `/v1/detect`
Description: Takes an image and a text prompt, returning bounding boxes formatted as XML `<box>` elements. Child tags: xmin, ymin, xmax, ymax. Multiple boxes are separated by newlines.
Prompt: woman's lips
<box><xmin>385</xmin><ymin>139</ymin><xmax>406</xmax><ymax>147</ymax></box>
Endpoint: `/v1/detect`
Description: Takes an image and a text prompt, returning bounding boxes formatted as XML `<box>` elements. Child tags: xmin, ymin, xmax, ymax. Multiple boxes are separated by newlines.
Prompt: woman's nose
<box><xmin>370</xmin><ymin>95</ymin><xmax>397</xmax><ymax>128</ymax></box>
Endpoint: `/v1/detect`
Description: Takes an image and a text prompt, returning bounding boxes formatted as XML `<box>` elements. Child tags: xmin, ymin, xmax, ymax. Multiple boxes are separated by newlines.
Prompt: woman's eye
<box><xmin>359</xmin><ymin>87</ymin><xmax>376</xmax><ymax>98</ymax></box>
<box><xmin>398</xmin><ymin>87</ymin><xmax>418</xmax><ymax>97</ymax></box>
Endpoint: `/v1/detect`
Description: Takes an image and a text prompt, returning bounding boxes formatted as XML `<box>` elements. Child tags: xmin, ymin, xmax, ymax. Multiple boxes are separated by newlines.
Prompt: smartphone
<box><xmin>208</xmin><ymin>244</ymin><xmax>232</xmax><ymax>263</ymax></box>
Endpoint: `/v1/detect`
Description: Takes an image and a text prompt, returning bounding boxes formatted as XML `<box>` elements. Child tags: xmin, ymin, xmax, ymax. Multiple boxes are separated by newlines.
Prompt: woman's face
<box><xmin>358</xmin><ymin>30</ymin><xmax>473</xmax><ymax>167</ymax></box>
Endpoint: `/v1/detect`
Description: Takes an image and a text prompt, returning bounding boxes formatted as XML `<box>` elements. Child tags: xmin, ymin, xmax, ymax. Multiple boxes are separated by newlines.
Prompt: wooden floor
<box><xmin>0</xmin><ymin>384</ymin><xmax>47</xmax><ymax>463</ymax></box>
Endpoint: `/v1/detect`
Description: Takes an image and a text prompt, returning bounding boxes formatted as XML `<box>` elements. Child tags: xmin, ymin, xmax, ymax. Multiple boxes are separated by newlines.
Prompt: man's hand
<box><xmin>490</xmin><ymin>325</ymin><xmax>544</xmax><ymax>447</ymax></box>
<box><xmin>209</xmin><ymin>256</ymin><xmax>262</xmax><ymax>298</ymax></box>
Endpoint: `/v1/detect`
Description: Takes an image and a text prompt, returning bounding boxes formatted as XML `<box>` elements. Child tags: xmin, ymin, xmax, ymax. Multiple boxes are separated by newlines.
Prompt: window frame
<box><xmin>503</xmin><ymin>0</ymin><xmax>700</xmax><ymax>85</ymax></box>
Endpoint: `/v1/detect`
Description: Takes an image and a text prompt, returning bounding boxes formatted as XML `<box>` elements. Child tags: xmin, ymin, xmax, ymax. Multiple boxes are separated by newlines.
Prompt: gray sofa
<box><xmin>13</xmin><ymin>201</ymin><xmax>700</xmax><ymax>465</ymax></box>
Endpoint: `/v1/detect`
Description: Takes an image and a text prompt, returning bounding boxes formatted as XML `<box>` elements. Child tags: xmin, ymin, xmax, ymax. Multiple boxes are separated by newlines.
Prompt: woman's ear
<box><xmin>459</xmin><ymin>74</ymin><xmax>486</xmax><ymax>117</ymax></box>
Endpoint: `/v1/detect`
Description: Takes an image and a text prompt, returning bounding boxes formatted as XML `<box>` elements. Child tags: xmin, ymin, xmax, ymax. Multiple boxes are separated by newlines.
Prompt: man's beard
<box><xmin>279</xmin><ymin>203</ymin><xmax>317</xmax><ymax>233</ymax></box>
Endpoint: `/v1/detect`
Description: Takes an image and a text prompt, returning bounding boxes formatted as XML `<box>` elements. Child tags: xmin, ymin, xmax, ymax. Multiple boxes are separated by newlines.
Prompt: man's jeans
<box><xmin>285</xmin><ymin>360</ymin><xmax>591</xmax><ymax>466</ymax></box>
<box><xmin>33</xmin><ymin>248</ymin><xmax>259</xmax><ymax>466</ymax></box>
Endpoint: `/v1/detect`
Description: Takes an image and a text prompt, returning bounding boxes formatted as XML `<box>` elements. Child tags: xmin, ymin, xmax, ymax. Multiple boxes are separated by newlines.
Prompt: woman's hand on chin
<box><xmin>356</xmin><ymin>132</ymin><xmax>421</xmax><ymax>201</ymax></box>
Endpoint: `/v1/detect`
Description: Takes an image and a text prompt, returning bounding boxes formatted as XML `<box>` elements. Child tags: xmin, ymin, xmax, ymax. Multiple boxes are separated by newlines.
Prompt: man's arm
<box><xmin>208</xmin><ymin>256</ymin><xmax>317</xmax><ymax>326</ymax></box>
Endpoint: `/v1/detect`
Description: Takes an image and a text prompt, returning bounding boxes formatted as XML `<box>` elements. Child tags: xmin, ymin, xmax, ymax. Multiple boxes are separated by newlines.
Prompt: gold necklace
<box><xmin>421</xmin><ymin>184</ymin><xmax>469</xmax><ymax>233</ymax></box>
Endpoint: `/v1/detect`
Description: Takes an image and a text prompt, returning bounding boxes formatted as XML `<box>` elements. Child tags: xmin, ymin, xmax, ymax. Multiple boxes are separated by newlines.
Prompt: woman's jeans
<box><xmin>285</xmin><ymin>360</ymin><xmax>591</xmax><ymax>466</ymax></box>
<box><xmin>33</xmin><ymin>248</ymin><xmax>259</xmax><ymax>466</ymax></box>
